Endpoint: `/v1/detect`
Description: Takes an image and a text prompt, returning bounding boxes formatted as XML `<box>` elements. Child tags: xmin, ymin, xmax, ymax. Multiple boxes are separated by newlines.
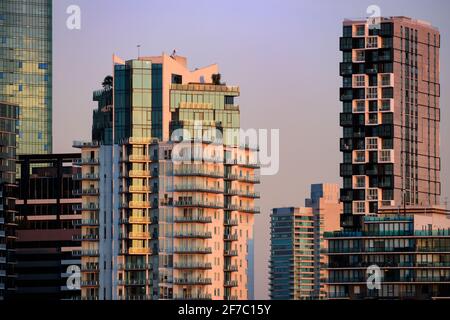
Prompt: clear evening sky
<box><xmin>52</xmin><ymin>0</ymin><xmax>450</xmax><ymax>299</ymax></box>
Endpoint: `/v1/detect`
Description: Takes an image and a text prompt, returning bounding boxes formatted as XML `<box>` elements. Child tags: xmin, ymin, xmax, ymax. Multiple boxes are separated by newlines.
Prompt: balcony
<box><xmin>72</xmin><ymin>173</ymin><xmax>99</xmax><ymax>180</ymax></box>
<box><xmin>173</xmin><ymin>200</ymin><xmax>223</xmax><ymax>209</ymax></box>
<box><xmin>224</xmin><ymin>219</ymin><xmax>238</xmax><ymax>226</ymax></box>
<box><xmin>173</xmin><ymin>231</ymin><xmax>212</xmax><ymax>239</ymax></box>
<box><xmin>224</xmin><ymin>233</ymin><xmax>239</xmax><ymax>241</ymax></box>
<box><xmin>173</xmin><ymin>168</ymin><xmax>223</xmax><ymax>178</ymax></box>
<box><xmin>174</xmin><ymin>216</ymin><xmax>212</xmax><ymax>223</ymax></box>
<box><xmin>81</xmin><ymin>264</ymin><xmax>99</xmax><ymax>272</ymax></box>
<box><xmin>73</xmin><ymin>203</ymin><xmax>99</xmax><ymax>211</ymax></box>
<box><xmin>173</xmin><ymin>262</ymin><xmax>212</xmax><ymax>269</ymax></box>
<box><xmin>128</xmin><ymin>232</ymin><xmax>151</xmax><ymax>239</ymax></box>
<box><xmin>226</xmin><ymin>189</ymin><xmax>260</xmax><ymax>198</ymax></box>
<box><xmin>224</xmin><ymin>280</ymin><xmax>238</xmax><ymax>287</ymax></box>
<box><xmin>118</xmin><ymin>295</ymin><xmax>152</xmax><ymax>300</ymax></box>
<box><xmin>224</xmin><ymin>250</ymin><xmax>238</xmax><ymax>257</ymax></box>
<box><xmin>72</xmin><ymin>141</ymin><xmax>98</xmax><ymax>148</ymax></box>
<box><xmin>81</xmin><ymin>280</ymin><xmax>99</xmax><ymax>287</ymax></box>
<box><xmin>173</xmin><ymin>247</ymin><xmax>212</xmax><ymax>254</ymax></box>
<box><xmin>73</xmin><ymin>158</ymin><xmax>99</xmax><ymax>165</ymax></box>
<box><xmin>171</xmin><ymin>184</ymin><xmax>223</xmax><ymax>194</ymax></box>
<box><xmin>117</xmin><ymin>263</ymin><xmax>151</xmax><ymax>270</ymax></box>
<box><xmin>224</xmin><ymin>265</ymin><xmax>238</xmax><ymax>272</ymax></box>
<box><xmin>117</xmin><ymin>279</ymin><xmax>149</xmax><ymax>286</ymax></box>
<box><xmin>73</xmin><ymin>249</ymin><xmax>99</xmax><ymax>257</ymax></box>
<box><xmin>128</xmin><ymin>247</ymin><xmax>152</xmax><ymax>255</ymax></box>
<box><xmin>173</xmin><ymin>293</ymin><xmax>212</xmax><ymax>300</ymax></box>
<box><xmin>73</xmin><ymin>188</ymin><xmax>99</xmax><ymax>196</ymax></box>
<box><xmin>128</xmin><ymin>170</ymin><xmax>152</xmax><ymax>177</ymax></box>
<box><xmin>173</xmin><ymin>278</ymin><xmax>212</xmax><ymax>285</ymax></box>
<box><xmin>73</xmin><ymin>234</ymin><xmax>99</xmax><ymax>241</ymax></box>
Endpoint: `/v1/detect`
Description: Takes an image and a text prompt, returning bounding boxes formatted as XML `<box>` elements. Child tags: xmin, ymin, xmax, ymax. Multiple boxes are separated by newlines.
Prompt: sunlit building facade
<box><xmin>75</xmin><ymin>54</ymin><xmax>259</xmax><ymax>300</ymax></box>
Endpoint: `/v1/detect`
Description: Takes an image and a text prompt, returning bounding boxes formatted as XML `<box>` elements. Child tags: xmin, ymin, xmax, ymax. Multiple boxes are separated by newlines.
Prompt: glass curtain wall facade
<box><xmin>0</xmin><ymin>0</ymin><xmax>52</xmax><ymax>155</ymax></box>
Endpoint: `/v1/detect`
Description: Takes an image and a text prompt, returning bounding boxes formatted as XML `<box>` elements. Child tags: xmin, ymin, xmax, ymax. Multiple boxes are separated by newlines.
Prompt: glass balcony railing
<box><xmin>173</xmin><ymin>262</ymin><xmax>212</xmax><ymax>269</ymax></box>
<box><xmin>173</xmin><ymin>247</ymin><xmax>212</xmax><ymax>254</ymax></box>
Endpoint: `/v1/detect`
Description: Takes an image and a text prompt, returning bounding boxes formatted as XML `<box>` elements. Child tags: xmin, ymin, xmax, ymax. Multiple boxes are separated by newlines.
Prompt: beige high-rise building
<box><xmin>74</xmin><ymin>54</ymin><xmax>259</xmax><ymax>300</ymax></box>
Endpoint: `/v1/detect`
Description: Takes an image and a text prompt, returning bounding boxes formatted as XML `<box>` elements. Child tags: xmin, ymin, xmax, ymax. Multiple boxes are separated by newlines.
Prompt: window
<box><xmin>38</xmin><ymin>63</ymin><xmax>48</xmax><ymax>69</ymax></box>
<box><xmin>366</xmin><ymin>37</ymin><xmax>378</xmax><ymax>48</ymax></box>
<box><xmin>355</xmin><ymin>100</ymin><xmax>365</xmax><ymax>112</ymax></box>
<box><xmin>354</xmin><ymin>151</ymin><xmax>365</xmax><ymax>163</ymax></box>
<box><xmin>354</xmin><ymin>75</ymin><xmax>365</xmax><ymax>87</ymax></box>
<box><xmin>354</xmin><ymin>201</ymin><xmax>366</xmax><ymax>214</ymax></box>
<box><xmin>367</xmin><ymin>188</ymin><xmax>378</xmax><ymax>201</ymax></box>
<box><xmin>355</xmin><ymin>25</ymin><xmax>365</xmax><ymax>36</ymax></box>
<box><xmin>354</xmin><ymin>176</ymin><xmax>366</xmax><ymax>189</ymax></box>
<box><xmin>380</xmin><ymin>99</ymin><xmax>391</xmax><ymax>111</ymax></box>
<box><xmin>381</xmin><ymin>74</ymin><xmax>391</xmax><ymax>86</ymax></box>
<box><xmin>379</xmin><ymin>150</ymin><xmax>392</xmax><ymax>162</ymax></box>
<box><xmin>354</xmin><ymin>50</ymin><xmax>365</xmax><ymax>62</ymax></box>
<box><xmin>366</xmin><ymin>87</ymin><xmax>378</xmax><ymax>99</ymax></box>
<box><xmin>366</xmin><ymin>137</ymin><xmax>378</xmax><ymax>150</ymax></box>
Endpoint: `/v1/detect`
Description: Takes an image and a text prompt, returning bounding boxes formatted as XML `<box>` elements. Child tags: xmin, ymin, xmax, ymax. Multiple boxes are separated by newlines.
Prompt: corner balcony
<box><xmin>173</xmin><ymin>231</ymin><xmax>212</xmax><ymax>239</ymax></box>
<box><xmin>174</xmin><ymin>278</ymin><xmax>212</xmax><ymax>285</ymax></box>
<box><xmin>173</xmin><ymin>262</ymin><xmax>212</xmax><ymax>270</ymax></box>
<box><xmin>173</xmin><ymin>246</ymin><xmax>212</xmax><ymax>254</ymax></box>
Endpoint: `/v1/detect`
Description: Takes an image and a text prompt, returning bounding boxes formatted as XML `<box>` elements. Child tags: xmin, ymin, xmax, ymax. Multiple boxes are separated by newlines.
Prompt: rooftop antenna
<box><xmin>137</xmin><ymin>44</ymin><xmax>141</xmax><ymax>59</ymax></box>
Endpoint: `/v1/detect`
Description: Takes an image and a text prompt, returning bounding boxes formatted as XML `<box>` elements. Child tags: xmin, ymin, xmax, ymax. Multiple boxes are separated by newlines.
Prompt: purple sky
<box><xmin>53</xmin><ymin>0</ymin><xmax>450</xmax><ymax>299</ymax></box>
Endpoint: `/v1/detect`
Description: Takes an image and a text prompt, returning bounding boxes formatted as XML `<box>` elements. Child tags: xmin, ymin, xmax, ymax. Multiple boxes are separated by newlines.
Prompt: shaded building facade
<box><xmin>15</xmin><ymin>154</ymin><xmax>81</xmax><ymax>300</ymax></box>
<box><xmin>0</xmin><ymin>101</ymin><xmax>18</xmax><ymax>300</ymax></box>
<box><xmin>325</xmin><ymin>206</ymin><xmax>450</xmax><ymax>299</ymax></box>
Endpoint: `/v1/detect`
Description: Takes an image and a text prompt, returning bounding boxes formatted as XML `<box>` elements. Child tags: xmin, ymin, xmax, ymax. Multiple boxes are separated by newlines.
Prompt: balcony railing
<box><xmin>173</xmin><ymin>293</ymin><xmax>212</xmax><ymax>300</ymax></box>
<box><xmin>174</xmin><ymin>216</ymin><xmax>212</xmax><ymax>223</ymax></box>
<box><xmin>173</xmin><ymin>278</ymin><xmax>212</xmax><ymax>285</ymax></box>
<box><xmin>173</xmin><ymin>200</ymin><xmax>223</xmax><ymax>209</ymax></box>
<box><xmin>173</xmin><ymin>247</ymin><xmax>212</xmax><ymax>254</ymax></box>
<box><xmin>173</xmin><ymin>231</ymin><xmax>212</xmax><ymax>239</ymax></box>
<box><xmin>173</xmin><ymin>262</ymin><xmax>212</xmax><ymax>269</ymax></box>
